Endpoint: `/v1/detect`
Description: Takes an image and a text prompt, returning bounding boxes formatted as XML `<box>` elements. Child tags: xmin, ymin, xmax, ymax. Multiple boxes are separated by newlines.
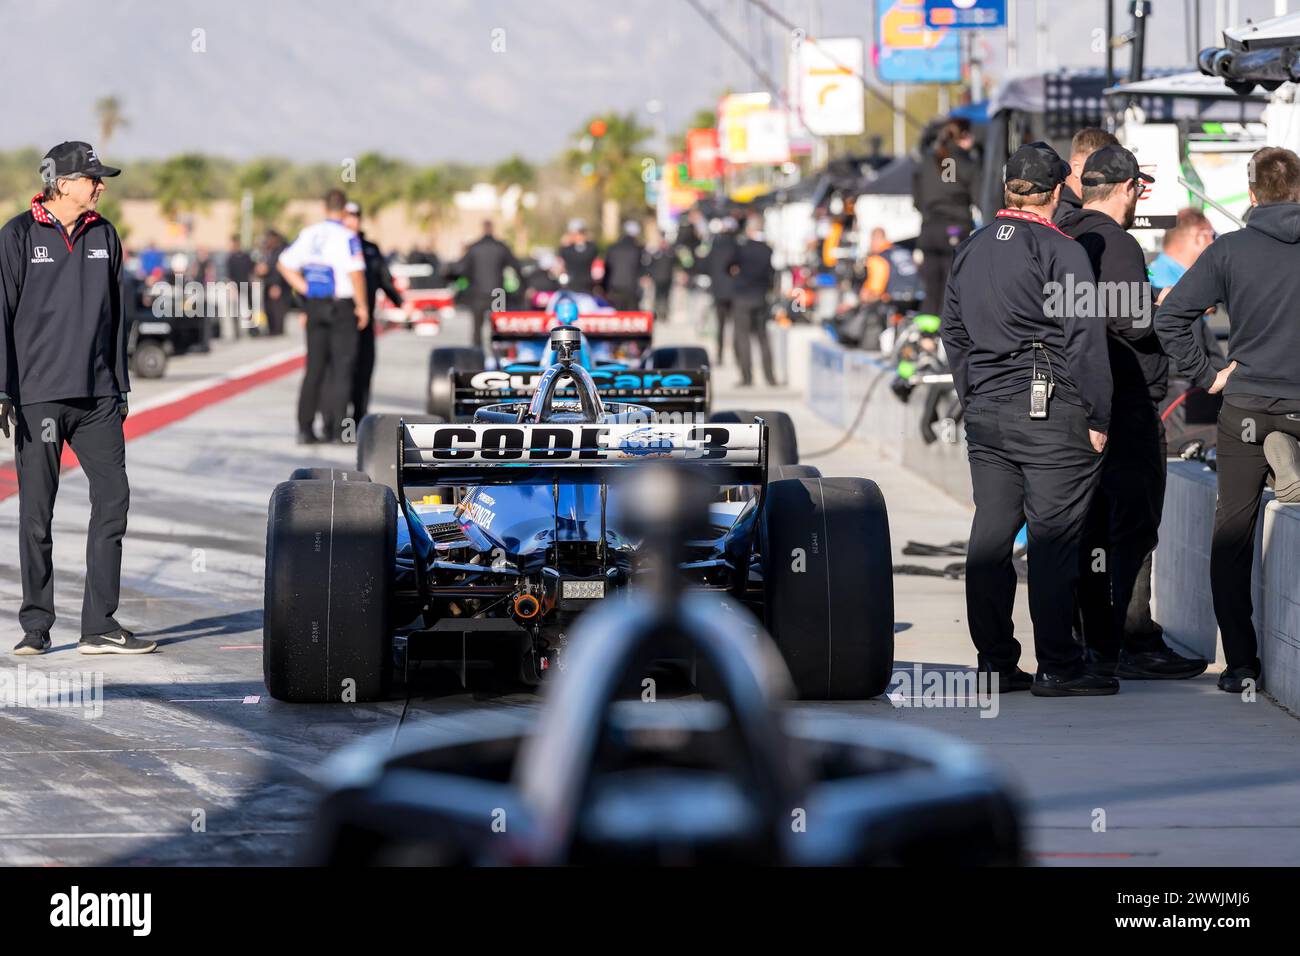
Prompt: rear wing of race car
<box><xmin>398</xmin><ymin>421</ymin><xmax>765</xmax><ymax>488</ymax></box>
<box><xmin>490</xmin><ymin>311</ymin><xmax>654</xmax><ymax>344</ymax></box>
<box><xmin>451</xmin><ymin>367</ymin><xmax>709</xmax><ymax>419</ymax></box>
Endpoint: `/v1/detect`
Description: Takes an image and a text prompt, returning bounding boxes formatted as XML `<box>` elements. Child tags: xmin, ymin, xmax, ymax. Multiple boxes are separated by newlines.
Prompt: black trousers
<box><xmin>964</xmin><ymin>393</ymin><xmax>1104</xmax><ymax>676</ymax></box>
<box><xmin>1213</xmin><ymin>402</ymin><xmax>1300</xmax><ymax>671</ymax></box>
<box><xmin>919</xmin><ymin>246</ymin><xmax>955</xmax><ymax>316</ymax></box>
<box><xmin>298</xmin><ymin>298</ymin><xmax>358</xmax><ymax>439</ymax></box>
<box><xmin>605</xmin><ymin>286</ymin><xmax>639</xmax><ymax>311</ymax></box>
<box><xmin>14</xmin><ymin>396</ymin><xmax>129</xmax><ymax>636</ymax></box>
<box><xmin>732</xmin><ymin>296</ymin><xmax>775</xmax><ymax>386</ymax></box>
<box><xmin>1076</xmin><ymin>401</ymin><xmax>1166</xmax><ymax>657</ymax></box>
<box><xmin>463</xmin><ymin>294</ymin><xmax>493</xmax><ymax>353</ymax></box>
<box><xmin>653</xmin><ymin>283</ymin><xmax>671</xmax><ymax>323</ymax></box>
<box><xmin>712</xmin><ymin>297</ymin><xmax>733</xmax><ymax>366</ymax></box>
<box><xmin>351</xmin><ymin>324</ymin><xmax>376</xmax><ymax>422</ymax></box>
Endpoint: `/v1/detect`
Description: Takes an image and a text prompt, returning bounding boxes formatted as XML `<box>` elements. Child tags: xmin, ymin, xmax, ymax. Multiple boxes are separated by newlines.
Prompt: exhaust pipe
<box><xmin>512</xmin><ymin>593</ymin><xmax>542</xmax><ymax>621</ymax></box>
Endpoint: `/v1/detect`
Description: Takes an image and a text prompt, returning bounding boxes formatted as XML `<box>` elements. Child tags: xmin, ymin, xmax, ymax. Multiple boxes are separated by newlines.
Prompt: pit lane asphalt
<box><xmin>2</xmin><ymin>302</ymin><xmax>1299</xmax><ymax>866</ymax></box>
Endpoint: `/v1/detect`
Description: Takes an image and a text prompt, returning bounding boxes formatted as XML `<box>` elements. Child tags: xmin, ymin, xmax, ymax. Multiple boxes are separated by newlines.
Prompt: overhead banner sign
<box><xmin>686</xmin><ymin>127</ymin><xmax>721</xmax><ymax>180</ymax></box>
<box><xmin>718</xmin><ymin>93</ymin><xmax>790</xmax><ymax>166</ymax></box>
<box><xmin>875</xmin><ymin>0</ymin><xmax>961</xmax><ymax>84</ymax></box>
<box><xmin>924</xmin><ymin>0</ymin><xmax>1006</xmax><ymax>29</ymax></box>
<box><xmin>796</xmin><ymin>37</ymin><xmax>865</xmax><ymax>136</ymax></box>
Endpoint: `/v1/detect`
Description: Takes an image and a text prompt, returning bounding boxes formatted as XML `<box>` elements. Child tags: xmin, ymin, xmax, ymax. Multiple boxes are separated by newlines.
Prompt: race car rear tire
<box><xmin>644</xmin><ymin>346</ymin><xmax>710</xmax><ymax>370</ymax></box>
<box><xmin>264</xmin><ymin>479</ymin><xmax>397</xmax><ymax>703</ymax></box>
<box><xmin>761</xmin><ymin>477</ymin><xmax>894</xmax><ymax>700</ymax></box>
<box><xmin>770</xmin><ymin>464</ymin><xmax>821</xmax><ymax>481</ymax></box>
<box><xmin>710</xmin><ymin>408</ymin><xmax>797</xmax><ymax>465</ymax></box>
<box><xmin>426</xmin><ymin>346</ymin><xmax>485</xmax><ymax>419</ymax></box>
<box><xmin>356</xmin><ymin>413</ymin><xmax>446</xmax><ymax>496</ymax></box>
<box><xmin>289</xmin><ymin>468</ymin><xmax>370</xmax><ymax>482</ymax></box>
<box><xmin>749</xmin><ymin>410</ymin><xmax>798</xmax><ymax>466</ymax></box>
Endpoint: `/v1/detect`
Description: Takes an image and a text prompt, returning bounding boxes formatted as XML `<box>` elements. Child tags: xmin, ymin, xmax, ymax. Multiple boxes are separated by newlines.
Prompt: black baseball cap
<box><xmin>1081</xmin><ymin>144</ymin><xmax>1154</xmax><ymax>187</ymax></box>
<box><xmin>1005</xmin><ymin>141</ymin><xmax>1070</xmax><ymax>193</ymax></box>
<box><xmin>40</xmin><ymin>141</ymin><xmax>121</xmax><ymax>183</ymax></box>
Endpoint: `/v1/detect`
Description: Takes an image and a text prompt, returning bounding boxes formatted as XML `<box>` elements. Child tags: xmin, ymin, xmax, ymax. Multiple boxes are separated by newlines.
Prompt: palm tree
<box><xmin>348</xmin><ymin>152</ymin><xmax>407</xmax><ymax>221</ymax></box>
<box><xmin>154</xmin><ymin>154</ymin><xmax>216</xmax><ymax>222</ymax></box>
<box><xmin>236</xmin><ymin>158</ymin><xmax>289</xmax><ymax>233</ymax></box>
<box><xmin>566</xmin><ymin>112</ymin><xmax>654</xmax><ymax>237</ymax></box>
<box><xmin>490</xmin><ymin>155</ymin><xmax>536</xmax><ymax>191</ymax></box>
<box><xmin>405</xmin><ymin>166</ymin><xmax>456</xmax><ymax>232</ymax></box>
<box><xmin>95</xmin><ymin>96</ymin><xmax>128</xmax><ymax>149</ymax></box>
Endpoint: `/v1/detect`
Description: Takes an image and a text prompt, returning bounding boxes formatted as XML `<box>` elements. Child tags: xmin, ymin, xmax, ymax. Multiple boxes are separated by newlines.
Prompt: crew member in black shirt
<box><xmin>1156</xmin><ymin>146</ymin><xmax>1300</xmax><ymax>693</ymax></box>
<box><xmin>728</xmin><ymin>217</ymin><xmax>777</xmax><ymax>387</ymax></box>
<box><xmin>559</xmin><ymin>219</ymin><xmax>597</xmax><ymax>294</ymax></box>
<box><xmin>342</xmin><ymin>201</ymin><xmax>403</xmax><ymax>421</ymax></box>
<box><xmin>1</xmin><ymin>142</ymin><xmax>156</xmax><ymax>656</ymax></box>
<box><xmin>456</xmin><ymin>220</ymin><xmax>518</xmax><ymax>352</ymax></box>
<box><xmin>941</xmin><ymin>142</ymin><xmax>1116</xmax><ymax>697</ymax></box>
<box><xmin>1057</xmin><ymin>144</ymin><xmax>1207</xmax><ymax>679</ymax></box>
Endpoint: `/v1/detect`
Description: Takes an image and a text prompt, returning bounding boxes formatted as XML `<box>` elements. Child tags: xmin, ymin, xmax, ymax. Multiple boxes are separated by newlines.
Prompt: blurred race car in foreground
<box><xmin>301</xmin><ymin>463</ymin><xmax>1019</xmax><ymax>866</ymax></box>
<box><xmin>425</xmin><ymin>291</ymin><xmax>711</xmax><ymax>421</ymax></box>
<box><xmin>375</xmin><ymin>262</ymin><xmax>456</xmax><ymax>335</ymax></box>
<box><xmin>265</xmin><ymin>327</ymin><xmax>893</xmax><ymax>703</ymax></box>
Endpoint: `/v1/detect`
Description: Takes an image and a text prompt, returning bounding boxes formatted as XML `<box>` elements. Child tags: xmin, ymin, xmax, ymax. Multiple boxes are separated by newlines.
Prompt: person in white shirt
<box><xmin>277</xmin><ymin>189</ymin><xmax>367</xmax><ymax>443</ymax></box>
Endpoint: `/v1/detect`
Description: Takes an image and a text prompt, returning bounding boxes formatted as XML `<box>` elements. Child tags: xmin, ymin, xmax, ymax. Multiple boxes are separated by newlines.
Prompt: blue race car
<box><xmin>425</xmin><ymin>292</ymin><xmax>711</xmax><ymax>421</ymax></box>
<box><xmin>266</xmin><ymin>328</ymin><xmax>894</xmax><ymax>703</ymax></box>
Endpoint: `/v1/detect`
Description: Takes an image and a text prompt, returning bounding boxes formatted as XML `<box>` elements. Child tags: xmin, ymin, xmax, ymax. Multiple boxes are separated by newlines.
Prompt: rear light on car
<box><xmin>561</xmin><ymin>580</ymin><xmax>605</xmax><ymax>600</ymax></box>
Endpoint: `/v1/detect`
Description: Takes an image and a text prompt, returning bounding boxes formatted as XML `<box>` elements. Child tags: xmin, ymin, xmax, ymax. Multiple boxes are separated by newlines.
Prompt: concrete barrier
<box><xmin>1153</xmin><ymin>461</ymin><xmax>1300</xmax><ymax>714</ymax></box>
<box><xmin>807</xmin><ymin>336</ymin><xmax>1300</xmax><ymax>711</ymax></box>
<box><xmin>808</xmin><ymin>338</ymin><xmax>970</xmax><ymax>499</ymax></box>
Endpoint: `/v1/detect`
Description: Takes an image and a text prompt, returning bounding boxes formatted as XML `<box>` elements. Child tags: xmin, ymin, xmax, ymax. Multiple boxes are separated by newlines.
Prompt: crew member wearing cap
<box><xmin>941</xmin><ymin>142</ymin><xmax>1116</xmax><ymax>697</ymax></box>
<box><xmin>1057</xmin><ymin>144</ymin><xmax>1206</xmax><ymax>680</ymax></box>
<box><xmin>1</xmin><ymin>142</ymin><xmax>156</xmax><ymax>655</ymax></box>
<box><xmin>341</xmin><ymin>201</ymin><xmax>402</xmax><ymax>421</ymax></box>
<box><xmin>1156</xmin><ymin>146</ymin><xmax>1300</xmax><ymax>693</ymax></box>
<box><xmin>277</xmin><ymin>189</ymin><xmax>368</xmax><ymax>443</ymax></box>
<box><xmin>1054</xmin><ymin>128</ymin><xmax>1119</xmax><ymax>225</ymax></box>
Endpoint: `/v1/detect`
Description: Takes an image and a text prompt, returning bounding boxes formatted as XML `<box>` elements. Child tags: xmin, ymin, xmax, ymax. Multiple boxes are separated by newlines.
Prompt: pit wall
<box><xmin>806</xmin><ymin>337</ymin><xmax>1300</xmax><ymax>714</ymax></box>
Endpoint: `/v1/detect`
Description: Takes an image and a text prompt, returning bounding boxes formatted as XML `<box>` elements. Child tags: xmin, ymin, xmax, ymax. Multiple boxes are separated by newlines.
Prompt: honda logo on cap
<box><xmin>996</xmin><ymin>225</ymin><xmax>1015</xmax><ymax>241</ymax></box>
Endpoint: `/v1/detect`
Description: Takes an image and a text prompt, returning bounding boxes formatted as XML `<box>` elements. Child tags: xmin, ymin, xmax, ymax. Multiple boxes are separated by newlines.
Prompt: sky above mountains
<box><xmin>0</xmin><ymin>0</ymin><xmax>1288</xmax><ymax>163</ymax></box>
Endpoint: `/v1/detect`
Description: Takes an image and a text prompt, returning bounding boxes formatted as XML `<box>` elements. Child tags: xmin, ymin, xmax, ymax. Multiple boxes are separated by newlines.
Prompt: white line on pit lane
<box><xmin>0</xmin><ymin>830</ymin><xmax>302</xmax><ymax>840</ymax></box>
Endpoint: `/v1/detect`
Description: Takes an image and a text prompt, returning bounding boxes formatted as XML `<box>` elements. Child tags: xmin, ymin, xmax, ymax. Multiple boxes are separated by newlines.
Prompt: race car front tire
<box><xmin>644</xmin><ymin>346</ymin><xmax>710</xmax><ymax>371</ymax></box>
<box><xmin>289</xmin><ymin>467</ymin><xmax>370</xmax><ymax>482</ymax></box>
<box><xmin>761</xmin><ymin>476</ymin><xmax>894</xmax><ymax>700</ymax></box>
<box><xmin>426</xmin><ymin>346</ymin><xmax>486</xmax><ymax>419</ymax></box>
<box><xmin>264</xmin><ymin>479</ymin><xmax>397</xmax><ymax>703</ymax></box>
<box><xmin>356</xmin><ymin>413</ymin><xmax>446</xmax><ymax>496</ymax></box>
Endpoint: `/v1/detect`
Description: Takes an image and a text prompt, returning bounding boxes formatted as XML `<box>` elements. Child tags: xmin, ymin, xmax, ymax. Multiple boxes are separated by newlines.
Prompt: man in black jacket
<box><xmin>343</xmin><ymin>202</ymin><xmax>403</xmax><ymax>421</ymax></box>
<box><xmin>1</xmin><ymin>142</ymin><xmax>155</xmax><ymax>656</ymax></box>
<box><xmin>601</xmin><ymin>221</ymin><xmax>645</xmax><ymax>310</ymax></box>
<box><xmin>705</xmin><ymin>218</ymin><xmax>738</xmax><ymax>365</ymax></box>
<box><xmin>559</xmin><ymin>220</ymin><xmax>597</xmax><ymax>294</ymax></box>
<box><xmin>941</xmin><ymin>142</ymin><xmax>1116</xmax><ymax>697</ymax></box>
<box><xmin>728</xmin><ymin>218</ymin><xmax>777</xmax><ymax>387</ymax></box>
<box><xmin>1156</xmin><ymin>146</ymin><xmax>1300</xmax><ymax>693</ymax></box>
<box><xmin>456</xmin><ymin>221</ymin><xmax>518</xmax><ymax>352</ymax></box>
<box><xmin>1058</xmin><ymin>145</ymin><xmax>1206</xmax><ymax>680</ymax></box>
<box><xmin>646</xmin><ymin>237</ymin><xmax>676</xmax><ymax>323</ymax></box>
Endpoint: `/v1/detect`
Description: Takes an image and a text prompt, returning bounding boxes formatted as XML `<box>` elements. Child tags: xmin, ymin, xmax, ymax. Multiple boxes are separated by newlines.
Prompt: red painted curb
<box><xmin>0</xmin><ymin>350</ymin><xmax>306</xmax><ymax>504</ymax></box>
